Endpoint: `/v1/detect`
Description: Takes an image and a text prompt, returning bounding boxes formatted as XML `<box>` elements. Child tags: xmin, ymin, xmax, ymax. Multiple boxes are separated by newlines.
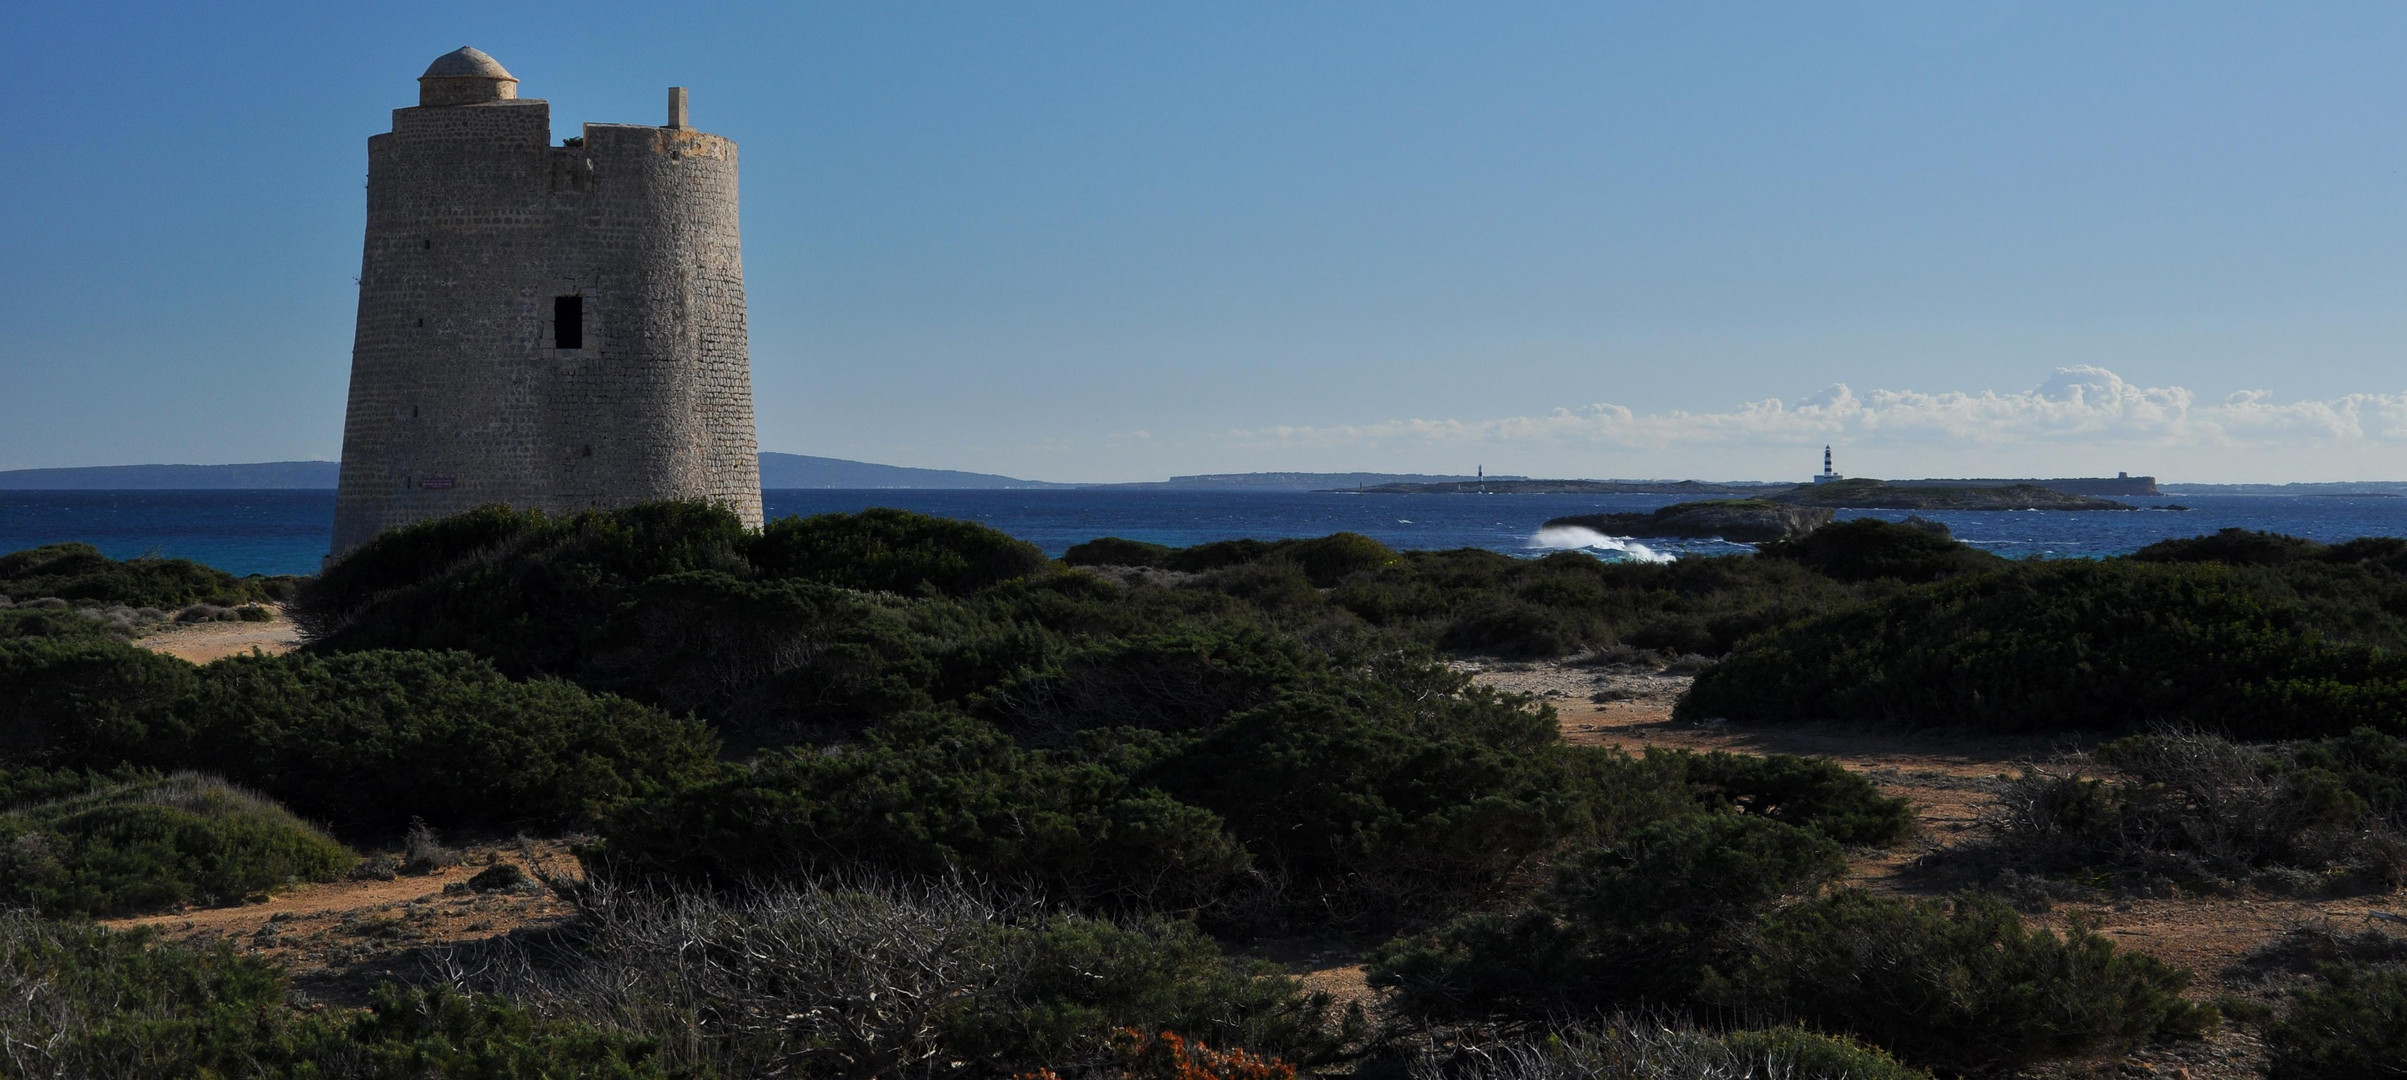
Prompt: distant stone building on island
<box><xmin>329</xmin><ymin>47</ymin><xmax>763</xmax><ymax>558</ymax></box>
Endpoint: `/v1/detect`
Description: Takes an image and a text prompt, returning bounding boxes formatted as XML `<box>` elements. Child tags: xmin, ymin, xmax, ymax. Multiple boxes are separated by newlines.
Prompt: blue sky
<box><xmin>6</xmin><ymin>2</ymin><xmax>2407</xmax><ymax>482</ymax></box>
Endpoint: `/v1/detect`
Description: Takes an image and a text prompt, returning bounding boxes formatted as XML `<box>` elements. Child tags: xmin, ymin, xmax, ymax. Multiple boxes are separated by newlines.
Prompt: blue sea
<box><xmin>3</xmin><ymin>489</ymin><xmax>2406</xmax><ymax>578</ymax></box>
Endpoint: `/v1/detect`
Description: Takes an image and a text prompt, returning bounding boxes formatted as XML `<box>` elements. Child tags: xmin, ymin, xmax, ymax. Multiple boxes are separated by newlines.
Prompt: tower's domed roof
<box><xmin>422</xmin><ymin>46</ymin><xmax>516</xmax><ymax>81</ymax></box>
<box><xmin>417</xmin><ymin>47</ymin><xmax>520</xmax><ymax>106</ymax></box>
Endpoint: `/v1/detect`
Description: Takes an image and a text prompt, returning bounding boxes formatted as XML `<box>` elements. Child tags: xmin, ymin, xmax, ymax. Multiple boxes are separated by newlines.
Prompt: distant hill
<box><xmin>0</xmin><ymin>455</ymin><xmax>1064</xmax><ymax>492</ymax></box>
<box><xmin>1346</xmin><ymin>479</ymin><xmax>1771</xmax><ymax>495</ymax></box>
<box><xmin>2160</xmin><ymin>481</ymin><xmax>2407</xmax><ymax>496</ymax></box>
<box><xmin>756</xmin><ymin>453</ymin><xmax>1065</xmax><ymax>489</ymax></box>
<box><xmin>1114</xmin><ymin>472</ymin><xmax>1520</xmax><ymax>491</ymax></box>
<box><xmin>0</xmin><ymin>461</ymin><xmax>341</xmax><ymax>489</ymax></box>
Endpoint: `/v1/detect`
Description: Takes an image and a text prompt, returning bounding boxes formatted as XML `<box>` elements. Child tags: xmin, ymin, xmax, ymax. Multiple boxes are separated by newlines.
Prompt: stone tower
<box><xmin>330</xmin><ymin>47</ymin><xmax>763</xmax><ymax>557</ymax></box>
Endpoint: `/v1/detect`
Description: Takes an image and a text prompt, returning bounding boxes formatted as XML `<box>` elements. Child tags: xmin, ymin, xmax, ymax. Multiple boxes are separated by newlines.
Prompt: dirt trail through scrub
<box><xmin>135</xmin><ymin>611</ymin><xmax>304</xmax><ymax>663</ymax></box>
<box><xmin>104</xmin><ymin>842</ymin><xmax>581</xmax><ymax>1006</ymax></box>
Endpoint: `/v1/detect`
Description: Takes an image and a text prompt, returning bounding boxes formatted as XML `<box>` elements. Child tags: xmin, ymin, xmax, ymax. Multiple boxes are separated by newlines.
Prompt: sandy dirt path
<box><xmin>104</xmin><ymin>842</ymin><xmax>581</xmax><ymax>1006</ymax></box>
<box><xmin>134</xmin><ymin>611</ymin><xmax>304</xmax><ymax>663</ymax></box>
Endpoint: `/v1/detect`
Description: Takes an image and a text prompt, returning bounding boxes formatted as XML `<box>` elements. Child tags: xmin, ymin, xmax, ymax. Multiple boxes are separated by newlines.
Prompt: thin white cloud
<box><xmin>1224</xmin><ymin>366</ymin><xmax>2407</xmax><ymax>452</ymax></box>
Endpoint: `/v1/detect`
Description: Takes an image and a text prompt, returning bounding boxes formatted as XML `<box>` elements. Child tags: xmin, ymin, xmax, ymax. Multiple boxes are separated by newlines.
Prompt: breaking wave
<box><xmin>1528</xmin><ymin>525</ymin><xmax>1675</xmax><ymax>563</ymax></box>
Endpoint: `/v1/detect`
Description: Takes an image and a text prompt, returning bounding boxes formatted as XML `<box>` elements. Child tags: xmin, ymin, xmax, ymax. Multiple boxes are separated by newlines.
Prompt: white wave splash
<box><xmin>1528</xmin><ymin>525</ymin><xmax>1675</xmax><ymax>563</ymax></box>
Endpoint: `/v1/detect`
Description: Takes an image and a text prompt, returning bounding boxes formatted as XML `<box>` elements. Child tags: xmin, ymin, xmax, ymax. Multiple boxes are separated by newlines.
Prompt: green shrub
<box><xmin>1681</xmin><ymin>559</ymin><xmax>2407</xmax><ymax>736</ymax></box>
<box><xmin>0</xmin><ymin>913</ymin><xmax>684</xmax><ymax>1078</ymax></box>
<box><xmin>1369</xmin><ymin>815</ymin><xmax>1844</xmax><ymax>1017</ymax></box>
<box><xmin>1145</xmin><ymin>684</ymin><xmax>1633</xmax><ymax>922</ymax></box>
<box><xmin>297</xmin><ymin>501</ymin><xmax>754</xmax><ymax>670</ymax></box>
<box><xmin>1979</xmin><ymin>730</ymin><xmax>2407</xmax><ymax>889</ymax></box>
<box><xmin>592</xmin><ymin>711</ymin><xmax>1251</xmax><ymax>913</ymax></box>
<box><xmin>1064</xmin><ymin>536</ymin><xmax>1176</xmax><ymax>568</ymax></box>
<box><xmin>0</xmin><ymin>542</ymin><xmax>280</xmax><ymax>608</ymax></box>
<box><xmin>1757</xmin><ymin>517</ymin><xmax>2005</xmax><ymax>583</ymax></box>
<box><xmin>1663</xmin><ymin>749</ymin><xmax>1917</xmax><ymax>845</ymax></box>
<box><xmin>2264</xmin><ymin>964</ymin><xmax>2407</xmax><ymax>1080</ymax></box>
<box><xmin>1375</xmin><ymin>823</ymin><xmax>2208</xmax><ymax>1073</ymax></box>
<box><xmin>937</xmin><ymin>912</ymin><xmax>1362</xmax><ymax>1070</ymax></box>
<box><xmin>0</xmin><ymin>771</ymin><xmax>355</xmax><ymax>916</ymax></box>
<box><xmin>168</xmin><ymin>649</ymin><xmax>719</xmax><ymax>837</ymax></box>
<box><xmin>751</xmin><ymin>507</ymin><xmax>1046</xmax><ymax>596</ymax></box>
<box><xmin>975</xmin><ymin>630</ymin><xmax>1307</xmax><ymax>747</ymax></box>
<box><xmin>1733</xmin><ymin>890</ymin><xmax>2213</xmax><ymax>1073</ymax></box>
<box><xmin>1163</xmin><ymin>539</ymin><xmax>1277</xmax><ymax>573</ymax></box>
<box><xmin>2132</xmin><ymin>527</ymin><xmax>2330</xmax><ymax>567</ymax></box>
<box><xmin>0</xmin><ymin>605</ymin><xmax>138</xmax><ymax>643</ymax></box>
<box><xmin>1421</xmin><ymin>1020</ymin><xmax>1932</xmax><ymax>1080</ymax></box>
<box><xmin>468</xmin><ymin>879</ymin><xmax>1356</xmax><ymax>1077</ymax></box>
<box><xmin>0</xmin><ymin>635</ymin><xmax>196</xmax><ymax>763</ymax></box>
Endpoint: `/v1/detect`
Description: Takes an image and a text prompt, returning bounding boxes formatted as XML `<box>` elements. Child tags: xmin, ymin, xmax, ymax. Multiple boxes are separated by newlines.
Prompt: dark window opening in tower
<box><xmin>554</xmin><ymin>295</ymin><xmax>584</xmax><ymax>349</ymax></box>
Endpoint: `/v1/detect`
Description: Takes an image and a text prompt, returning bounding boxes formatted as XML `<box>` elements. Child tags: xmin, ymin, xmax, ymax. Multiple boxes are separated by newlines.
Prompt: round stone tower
<box><xmin>330</xmin><ymin>47</ymin><xmax>764</xmax><ymax>558</ymax></box>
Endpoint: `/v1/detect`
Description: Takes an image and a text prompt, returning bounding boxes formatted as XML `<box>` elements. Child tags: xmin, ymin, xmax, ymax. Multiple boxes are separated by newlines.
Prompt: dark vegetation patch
<box><xmin>1402</xmin><ymin>1018</ymin><xmax>1933</xmax><ymax>1080</ymax></box>
<box><xmin>1970</xmin><ymin>729</ymin><xmax>2407</xmax><ymax>894</ymax></box>
<box><xmin>1755</xmin><ymin>517</ymin><xmax>2007</xmax><ymax>583</ymax></box>
<box><xmin>0</xmin><ymin>638</ymin><xmax>715</xmax><ymax>839</ymax></box>
<box><xmin>0</xmin><ymin>912</ymin><xmax>687</xmax><ymax>1078</ymax></box>
<box><xmin>1682</xmin><ymin>557</ymin><xmax>2407</xmax><ymax>737</ymax></box>
<box><xmin>0</xmin><ymin>770</ymin><xmax>355</xmax><ymax>917</ymax></box>
<box><xmin>1369</xmin><ymin>815</ymin><xmax>2212</xmax><ymax>1075</ymax></box>
<box><xmin>0</xmin><ymin>541</ymin><xmax>294</xmax><ymax>608</ymax></box>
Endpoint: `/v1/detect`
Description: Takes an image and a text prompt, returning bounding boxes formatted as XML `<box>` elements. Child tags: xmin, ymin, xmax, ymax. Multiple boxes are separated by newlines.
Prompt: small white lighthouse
<box><xmin>1813</xmin><ymin>445</ymin><xmax>1842</xmax><ymax>485</ymax></box>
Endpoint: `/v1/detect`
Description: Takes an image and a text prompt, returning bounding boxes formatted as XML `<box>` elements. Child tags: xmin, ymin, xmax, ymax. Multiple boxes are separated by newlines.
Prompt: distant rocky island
<box><xmin>1347</xmin><ymin>479</ymin><xmax>1775</xmax><ymax>495</ymax></box>
<box><xmin>1347</xmin><ymin>475</ymin><xmax>2149</xmax><ymax>501</ymax></box>
<box><xmin>1545</xmin><ymin>500</ymin><xmax>1834</xmax><ymax>542</ymax></box>
<box><xmin>1766</xmin><ymin>478</ymin><xmax>2132</xmax><ymax>511</ymax></box>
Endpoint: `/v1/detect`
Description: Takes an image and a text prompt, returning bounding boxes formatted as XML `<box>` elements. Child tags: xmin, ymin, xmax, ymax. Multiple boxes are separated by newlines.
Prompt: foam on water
<box><xmin>1527</xmin><ymin>524</ymin><xmax>1676</xmax><ymax>563</ymax></box>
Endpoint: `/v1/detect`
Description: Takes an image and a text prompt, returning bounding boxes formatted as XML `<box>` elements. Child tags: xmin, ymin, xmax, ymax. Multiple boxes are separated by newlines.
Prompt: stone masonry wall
<box><xmin>331</xmin><ymin>97</ymin><xmax>763</xmax><ymax>556</ymax></box>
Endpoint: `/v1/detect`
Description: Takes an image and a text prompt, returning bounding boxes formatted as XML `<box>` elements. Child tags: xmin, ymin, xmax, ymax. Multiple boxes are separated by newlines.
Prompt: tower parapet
<box><xmin>331</xmin><ymin>48</ymin><xmax>763</xmax><ymax>557</ymax></box>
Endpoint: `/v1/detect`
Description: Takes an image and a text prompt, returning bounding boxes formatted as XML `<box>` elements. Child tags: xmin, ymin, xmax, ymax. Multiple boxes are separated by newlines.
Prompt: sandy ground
<box><xmin>105</xmin><ymin>841</ymin><xmax>581</xmax><ymax>1006</ymax></box>
<box><xmin>133</xmin><ymin>609</ymin><xmax>304</xmax><ymax>663</ymax></box>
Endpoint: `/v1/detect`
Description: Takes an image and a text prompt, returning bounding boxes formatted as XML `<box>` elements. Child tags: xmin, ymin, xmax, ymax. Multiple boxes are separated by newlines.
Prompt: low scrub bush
<box><xmin>0</xmin><ymin>912</ymin><xmax>685</xmax><ymax>1079</ymax></box>
<box><xmin>1063</xmin><ymin>536</ymin><xmax>1177</xmax><ymax>568</ymax></box>
<box><xmin>1977</xmin><ymin>729</ymin><xmax>2407</xmax><ymax>890</ymax></box>
<box><xmin>1374</xmin><ymin>819</ymin><xmax>2208</xmax><ymax>1074</ymax></box>
<box><xmin>460</xmin><ymin>878</ymin><xmax>1361</xmax><ymax>1078</ymax></box>
<box><xmin>1370</xmin><ymin>815</ymin><xmax>1846</xmax><ymax>1017</ymax></box>
<box><xmin>170</xmin><ymin>650</ymin><xmax>718</xmax><ymax>837</ymax></box>
<box><xmin>1681</xmin><ymin>559</ymin><xmax>2407</xmax><ymax>736</ymax></box>
<box><xmin>0</xmin><ymin>636</ymin><xmax>196</xmax><ymax>763</ymax></box>
<box><xmin>751</xmin><ymin>507</ymin><xmax>1047</xmax><ymax>596</ymax></box>
<box><xmin>1757</xmin><ymin>518</ymin><xmax>2005</xmax><ymax>584</ymax></box>
<box><xmin>0</xmin><ymin>542</ymin><xmax>285</xmax><ymax>609</ymax></box>
<box><xmin>1732</xmin><ymin>890</ymin><xmax>2212</xmax><ymax>1073</ymax></box>
<box><xmin>1406</xmin><ymin>1019</ymin><xmax>1931</xmax><ymax>1080</ymax></box>
<box><xmin>2264</xmin><ymin>963</ymin><xmax>2407</xmax><ymax>1080</ymax></box>
<box><xmin>1329</xmin><ymin>547</ymin><xmax>1862</xmax><ymax>659</ymax></box>
<box><xmin>1663</xmin><ymin>749</ymin><xmax>1916</xmax><ymax>846</ymax></box>
<box><xmin>0</xmin><ymin>771</ymin><xmax>354</xmax><ymax>917</ymax></box>
<box><xmin>593</xmin><ymin>710</ymin><xmax>1252</xmax><ymax>914</ymax></box>
<box><xmin>1</xmin><ymin>639</ymin><xmax>716</xmax><ymax>838</ymax></box>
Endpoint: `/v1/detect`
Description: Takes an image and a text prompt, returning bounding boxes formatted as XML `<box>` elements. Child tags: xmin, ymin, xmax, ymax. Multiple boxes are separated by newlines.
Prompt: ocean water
<box><xmin>3</xmin><ymin>488</ymin><xmax>2406</xmax><ymax>578</ymax></box>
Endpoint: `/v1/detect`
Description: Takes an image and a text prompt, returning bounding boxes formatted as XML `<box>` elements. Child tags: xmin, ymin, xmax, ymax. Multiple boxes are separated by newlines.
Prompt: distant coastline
<box><xmin>8</xmin><ymin>457</ymin><xmax>2404</xmax><ymax>496</ymax></box>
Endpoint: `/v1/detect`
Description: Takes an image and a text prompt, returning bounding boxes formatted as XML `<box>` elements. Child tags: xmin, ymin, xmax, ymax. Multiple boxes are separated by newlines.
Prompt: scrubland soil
<box><xmin>105</xmin><ymin>841</ymin><xmax>581</xmax><ymax>1007</ymax></box>
<box><xmin>1465</xmin><ymin>656</ymin><xmax>2407</xmax><ymax>1080</ymax></box>
<box><xmin>133</xmin><ymin>607</ymin><xmax>304</xmax><ymax>662</ymax></box>
<box><xmin>91</xmin><ymin>649</ymin><xmax>2391</xmax><ymax>1077</ymax></box>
